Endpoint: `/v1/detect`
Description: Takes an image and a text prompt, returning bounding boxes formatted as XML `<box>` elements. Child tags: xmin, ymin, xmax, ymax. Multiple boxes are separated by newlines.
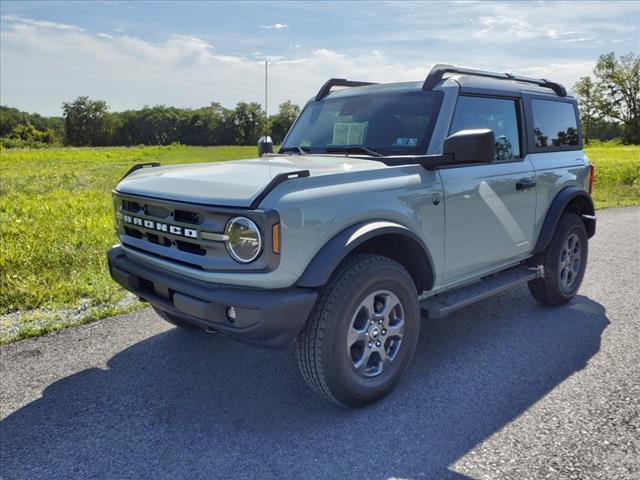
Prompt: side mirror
<box><xmin>443</xmin><ymin>129</ymin><xmax>495</xmax><ymax>164</ymax></box>
<box><xmin>258</xmin><ymin>136</ymin><xmax>273</xmax><ymax>157</ymax></box>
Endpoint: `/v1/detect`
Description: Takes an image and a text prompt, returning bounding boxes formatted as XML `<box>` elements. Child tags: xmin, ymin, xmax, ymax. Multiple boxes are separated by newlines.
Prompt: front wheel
<box><xmin>528</xmin><ymin>213</ymin><xmax>589</xmax><ymax>306</ymax></box>
<box><xmin>295</xmin><ymin>254</ymin><xmax>421</xmax><ymax>408</ymax></box>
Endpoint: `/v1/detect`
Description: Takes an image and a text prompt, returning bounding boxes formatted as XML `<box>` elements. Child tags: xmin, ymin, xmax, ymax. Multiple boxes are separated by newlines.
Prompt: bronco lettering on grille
<box><xmin>123</xmin><ymin>215</ymin><xmax>198</xmax><ymax>238</ymax></box>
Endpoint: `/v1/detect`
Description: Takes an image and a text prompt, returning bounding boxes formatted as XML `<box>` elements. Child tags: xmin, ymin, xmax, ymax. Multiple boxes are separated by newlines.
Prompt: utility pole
<box><xmin>264</xmin><ymin>59</ymin><xmax>268</xmax><ymax>136</ymax></box>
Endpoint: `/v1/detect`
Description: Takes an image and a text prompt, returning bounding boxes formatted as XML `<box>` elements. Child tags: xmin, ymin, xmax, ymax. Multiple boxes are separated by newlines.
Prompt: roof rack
<box><xmin>422</xmin><ymin>64</ymin><xmax>567</xmax><ymax>97</ymax></box>
<box><xmin>315</xmin><ymin>78</ymin><xmax>377</xmax><ymax>101</ymax></box>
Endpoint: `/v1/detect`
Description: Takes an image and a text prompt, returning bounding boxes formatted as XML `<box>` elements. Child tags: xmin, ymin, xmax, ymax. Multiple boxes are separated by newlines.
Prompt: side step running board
<box><xmin>421</xmin><ymin>265</ymin><xmax>541</xmax><ymax>319</ymax></box>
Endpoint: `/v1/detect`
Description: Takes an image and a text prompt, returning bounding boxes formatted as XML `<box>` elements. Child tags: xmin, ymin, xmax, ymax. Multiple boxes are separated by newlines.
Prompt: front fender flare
<box><xmin>296</xmin><ymin>221</ymin><xmax>434</xmax><ymax>289</ymax></box>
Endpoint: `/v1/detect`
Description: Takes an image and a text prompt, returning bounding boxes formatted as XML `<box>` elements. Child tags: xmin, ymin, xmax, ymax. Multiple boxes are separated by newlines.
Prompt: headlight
<box><xmin>224</xmin><ymin>217</ymin><xmax>263</xmax><ymax>263</ymax></box>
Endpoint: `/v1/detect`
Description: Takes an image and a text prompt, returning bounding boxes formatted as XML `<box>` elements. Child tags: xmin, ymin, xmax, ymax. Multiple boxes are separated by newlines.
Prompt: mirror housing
<box><xmin>443</xmin><ymin>128</ymin><xmax>495</xmax><ymax>165</ymax></box>
<box><xmin>258</xmin><ymin>136</ymin><xmax>273</xmax><ymax>157</ymax></box>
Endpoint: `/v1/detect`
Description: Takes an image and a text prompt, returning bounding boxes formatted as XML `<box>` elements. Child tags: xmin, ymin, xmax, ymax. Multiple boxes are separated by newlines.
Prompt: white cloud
<box><xmin>0</xmin><ymin>23</ymin><xmax>433</xmax><ymax>115</ymax></box>
<box><xmin>1</xmin><ymin>14</ymin><xmax>85</xmax><ymax>32</ymax></box>
<box><xmin>562</xmin><ymin>37</ymin><xmax>596</xmax><ymax>43</ymax></box>
<box><xmin>513</xmin><ymin>62</ymin><xmax>595</xmax><ymax>87</ymax></box>
<box><xmin>260</xmin><ymin>23</ymin><xmax>288</xmax><ymax>30</ymax></box>
<box><xmin>373</xmin><ymin>1</ymin><xmax>638</xmax><ymax>46</ymax></box>
<box><xmin>2</xmin><ymin>3</ymin><xmax>634</xmax><ymax>116</ymax></box>
<box><xmin>171</xmin><ymin>34</ymin><xmax>213</xmax><ymax>49</ymax></box>
<box><xmin>314</xmin><ymin>48</ymin><xmax>346</xmax><ymax>58</ymax></box>
<box><xmin>473</xmin><ymin>15</ymin><xmax>579</xmax><ymax>41</ymax></box>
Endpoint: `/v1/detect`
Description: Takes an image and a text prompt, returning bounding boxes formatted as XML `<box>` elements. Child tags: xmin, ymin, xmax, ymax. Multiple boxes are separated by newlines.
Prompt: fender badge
<box><xmin>432</xmin><ymin>193</ymin><xmax>441</xmax><ymax>206</ymax></box>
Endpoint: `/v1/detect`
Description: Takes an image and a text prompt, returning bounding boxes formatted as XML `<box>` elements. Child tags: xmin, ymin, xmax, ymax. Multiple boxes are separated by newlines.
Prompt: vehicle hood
<box><xmin>115</xmin><ymin>155</ymin><xmax>387</xmax><ymax>207</ymax></box>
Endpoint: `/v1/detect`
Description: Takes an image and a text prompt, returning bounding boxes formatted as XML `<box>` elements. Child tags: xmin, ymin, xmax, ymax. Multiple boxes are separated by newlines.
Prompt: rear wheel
<box><xmin>152</xmin><ymin>306</ymin><xmax>201</xmax><ymax>330</ymax></box>
<box><xmin>528</xmin><ymin>213</ymin><xmax>588</xmax><ymax>306</ymax></box>
<box><xmin>295</xmin><ymin>254</ymin><xmax>420</xmax><ymax>408</ymax></box>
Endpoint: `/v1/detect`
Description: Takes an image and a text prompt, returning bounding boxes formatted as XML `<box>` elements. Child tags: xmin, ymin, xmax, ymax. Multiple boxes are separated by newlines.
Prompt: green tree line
<box><xmin>0</xmin><ymin>106</ymin><xmax>65</xmax><ymax>147</ymax></box>
<box><xmin>1</xmin><ymin>51</ymin><xmax>637</xmax><ymax>148</ymax></box>
<box><xmin>0</xmin><ymin>99</ymin><xmax>300</xmax><ymax>148</ymax></box>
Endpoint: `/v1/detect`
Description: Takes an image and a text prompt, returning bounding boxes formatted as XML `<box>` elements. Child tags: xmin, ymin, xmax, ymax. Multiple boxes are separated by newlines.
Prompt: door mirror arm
<box><xmin>379</xmin><ymin>154</ymin><xmax>454</xmax><ymax>170</ymax></box>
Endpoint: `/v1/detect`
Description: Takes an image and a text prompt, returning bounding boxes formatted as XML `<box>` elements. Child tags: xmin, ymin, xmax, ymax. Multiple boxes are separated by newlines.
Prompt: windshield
<box><xmin>281</xmin><ymin>91</ymin><xmax>443</xmax><ymax>156</ymax></box>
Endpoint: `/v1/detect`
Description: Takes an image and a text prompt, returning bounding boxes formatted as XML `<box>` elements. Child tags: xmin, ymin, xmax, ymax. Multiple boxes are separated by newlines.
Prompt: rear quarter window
<box><xmin>531</xmin><ymin>99</ymin><xmax>580</xmax><ymax>149</ymax></box>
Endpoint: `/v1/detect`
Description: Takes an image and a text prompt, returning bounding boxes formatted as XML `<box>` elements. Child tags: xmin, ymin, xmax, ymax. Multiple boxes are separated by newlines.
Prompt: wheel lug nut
<box><xmin>382</xmin><ymin>329</ymin><xmax>387</xmax><ymax>335</ymax></box>
<box><xmin>368</xmin><ymin>342</ymin><xmax>372</xmax><ymax>348</ymax></box>
<box><xmin>375</xmin><ymin>341</ymin><xmax>381</xmax><ymax>347</ymax></box>
<box><xmin>378</xmin><ymin>319</ymin><xmax>383</xmax><ymax>324</ymax></box>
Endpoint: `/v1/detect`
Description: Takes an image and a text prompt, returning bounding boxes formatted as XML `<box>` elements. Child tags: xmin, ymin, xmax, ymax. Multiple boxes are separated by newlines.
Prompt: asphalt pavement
<box><xmin>1</xmin><ymin>206</ymin><xmax>639</xmax><ymax>480</ymax></box>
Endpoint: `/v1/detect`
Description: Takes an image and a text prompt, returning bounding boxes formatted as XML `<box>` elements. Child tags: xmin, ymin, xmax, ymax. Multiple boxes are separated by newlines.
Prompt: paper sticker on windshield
<box><xmin>332</xmin><ymin>122</ymin><xmax>367</xmax><ymax>145</ymax></box>
<box><xmin>393</xmin><ymin>137</ymin><xmax>418</xmax><ymax>146</ymax></box>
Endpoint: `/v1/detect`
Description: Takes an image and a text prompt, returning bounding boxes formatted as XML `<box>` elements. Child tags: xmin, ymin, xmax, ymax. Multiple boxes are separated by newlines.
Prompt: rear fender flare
<box><xmin>534</xmin><ymin>186</ymin><xmax>595</xmax><ymax>254</ymax></box>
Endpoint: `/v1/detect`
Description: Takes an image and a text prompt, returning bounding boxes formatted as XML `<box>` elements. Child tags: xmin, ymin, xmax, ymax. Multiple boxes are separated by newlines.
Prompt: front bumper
<box><xmin>107</xmin><ymin>246</ymin><xmax>317</xmax><ymax>348</ymax></box>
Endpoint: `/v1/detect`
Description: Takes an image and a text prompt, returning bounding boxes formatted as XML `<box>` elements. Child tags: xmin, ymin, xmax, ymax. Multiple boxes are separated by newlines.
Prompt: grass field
<box><xmin>1</xmin><ymin>144</ymin><xmax>639</xmax><ymax>344</ymax></box>
<box><xmin>0</xmin><ymin>146</ymin><xmax>255</xmax><ymax>343</ymax></box>
<box><xmin>583</xmin><ymin>143</ymin><xmax>640</xmax><ymax>209</ymax></box>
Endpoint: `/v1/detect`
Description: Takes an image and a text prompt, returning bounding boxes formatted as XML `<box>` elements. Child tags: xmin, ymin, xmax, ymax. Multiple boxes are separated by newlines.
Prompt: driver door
<box><xmin>439</xmin><ymin>95</ymin><xmax>536</xmax><ymax>284</ymax></box>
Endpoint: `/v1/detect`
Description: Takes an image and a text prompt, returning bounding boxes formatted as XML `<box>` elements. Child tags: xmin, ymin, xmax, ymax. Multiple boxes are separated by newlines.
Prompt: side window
<box><xmin>531</xmin><ymin>99</ymin><xmax>579</xmax><ymax>148</ymax></box>
<box><xmin>450</xmin><ymin>96</ymin><xmax>521</xmax><ymax>161</ymax></box>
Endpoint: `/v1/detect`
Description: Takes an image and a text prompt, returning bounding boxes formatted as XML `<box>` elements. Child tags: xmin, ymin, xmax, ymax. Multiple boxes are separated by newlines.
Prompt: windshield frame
<box><xmin>281</xmin><ymin>90</ymin><xmax>444</xmax><ymax>157</ymax></box>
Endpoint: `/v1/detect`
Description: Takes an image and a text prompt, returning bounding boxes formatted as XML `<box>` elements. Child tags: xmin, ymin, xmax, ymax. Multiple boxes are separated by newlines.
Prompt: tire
<box><xmin>152</xmin><ymin>306</ymin><xmax>202</xmax><ymax>330</ymax></box>
<box><xmin>295</xmin><ymin>254</ymin><xmax>421</xmax><ymax>408</ymax></box>
<box><xmin>528</xmin><ymin>213</ymin><xmax>589</xmax><ymax>306</ymax></box>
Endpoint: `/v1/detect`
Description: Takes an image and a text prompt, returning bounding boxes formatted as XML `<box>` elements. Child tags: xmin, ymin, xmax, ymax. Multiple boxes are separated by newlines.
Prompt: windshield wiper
<box><xmin>279</xmin><ymin>146</ymin><xmax>308</xmax><ymax>155</ymax></box>
<box><xmin>325</xmin><ymin>146</ymin><xmax>383</xmax><ymax>157</ymax></box>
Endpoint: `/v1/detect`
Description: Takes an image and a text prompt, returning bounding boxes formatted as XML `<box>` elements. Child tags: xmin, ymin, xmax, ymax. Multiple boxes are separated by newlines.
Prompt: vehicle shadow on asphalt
<box><xmin>0</xmin><ymin>289</ymin><xmax>609</xmax><ymax>480</ymax></box>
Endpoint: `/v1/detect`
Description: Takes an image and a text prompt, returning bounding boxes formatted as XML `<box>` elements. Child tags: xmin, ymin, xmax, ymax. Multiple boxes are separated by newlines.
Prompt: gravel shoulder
<box><xmin>1</xmin><ymin>206</ymin><xmax>639</xmax><ymax>480</ymax></box>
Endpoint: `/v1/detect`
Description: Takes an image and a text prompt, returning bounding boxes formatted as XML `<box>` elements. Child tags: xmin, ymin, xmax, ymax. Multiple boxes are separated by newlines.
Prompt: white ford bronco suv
<box><xmin>108</xmin><ymin>65</ymin><xmax>596</xmax><ymax>407</ymax></box>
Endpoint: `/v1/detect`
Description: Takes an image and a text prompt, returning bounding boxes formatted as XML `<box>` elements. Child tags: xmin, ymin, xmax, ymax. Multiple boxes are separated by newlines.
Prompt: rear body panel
<box><xmin>529</xmin><ymin>150</ymin><xmax>591</xmax><ymax>243</ymax></box>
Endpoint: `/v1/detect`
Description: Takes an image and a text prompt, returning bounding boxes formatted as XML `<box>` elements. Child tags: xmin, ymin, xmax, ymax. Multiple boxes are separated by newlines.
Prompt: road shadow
<box><xmin>0</xmin><ymin>288</ymin><xmax>608</xmax><ymax>480</ymax></box>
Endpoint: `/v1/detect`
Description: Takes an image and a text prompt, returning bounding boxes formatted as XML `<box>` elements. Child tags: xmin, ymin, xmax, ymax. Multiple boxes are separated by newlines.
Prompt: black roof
<box><xmin>422</xmin><ymin>64</ymin><xmax>567</xmax><ymax>97</ymax></box>
<box><xmin>453</xmin><ymin>74</ymin><xmax>573</xmax><ymax>98</ymax></box>
<box><xmin>315</xmin><ymin>64</ymin><xmax>571</xmax><ymax>101</ymax></box>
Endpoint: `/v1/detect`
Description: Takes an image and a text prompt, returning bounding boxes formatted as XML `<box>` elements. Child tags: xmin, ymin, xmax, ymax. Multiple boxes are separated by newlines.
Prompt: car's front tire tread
<box><xmin>295</xmin><ymin>254</ymin><xmax>418</xmax><ymax>407</ymax></box>
<box><xmin>295</xmin><ymin>256</ymin><xmax>369</xmax><ymax>406</ymax></box>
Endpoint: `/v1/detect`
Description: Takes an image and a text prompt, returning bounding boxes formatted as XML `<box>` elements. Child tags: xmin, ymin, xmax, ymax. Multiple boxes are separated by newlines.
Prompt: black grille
<box><xmin>174</xmin><ymin>209</ymin><xmax>203</xmax><ymax>225</ymax></box>
<box><xmin>147</xmin><ymin>233</ymin><xmax>172</xmax><ymax>247</ymax></box>
<box><xmin>176</xmin><ymin>240</ymin><xmax>206</xmax><ymax>256</ymax></box>
<box><xmin>123</xmin><ymin>200</ymin><xmax>142</xmax><ymax>213</ymax></box>
<box><xmin>145</xmin><ymin>205</ymin><xmax>170</xmax><ymax>218</ymax></box>
<box><xmin>124</xmin><ymin>227</ymin><xmax>143</xmax><ymax>239</ymax></box>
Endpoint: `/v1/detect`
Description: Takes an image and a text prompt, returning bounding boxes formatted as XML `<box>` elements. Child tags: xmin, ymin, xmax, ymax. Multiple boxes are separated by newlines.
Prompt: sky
<box><xmin>1</xmin><ymin>0</ymin><xmax>639</xmax><ymax>117</ymax></box>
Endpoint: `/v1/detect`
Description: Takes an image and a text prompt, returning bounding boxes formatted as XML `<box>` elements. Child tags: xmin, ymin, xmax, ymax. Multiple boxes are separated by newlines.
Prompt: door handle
<box><xmin>516</xmin><ymin>179</ymin><xmax>536</xmax><ymax>190</ymax></box>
